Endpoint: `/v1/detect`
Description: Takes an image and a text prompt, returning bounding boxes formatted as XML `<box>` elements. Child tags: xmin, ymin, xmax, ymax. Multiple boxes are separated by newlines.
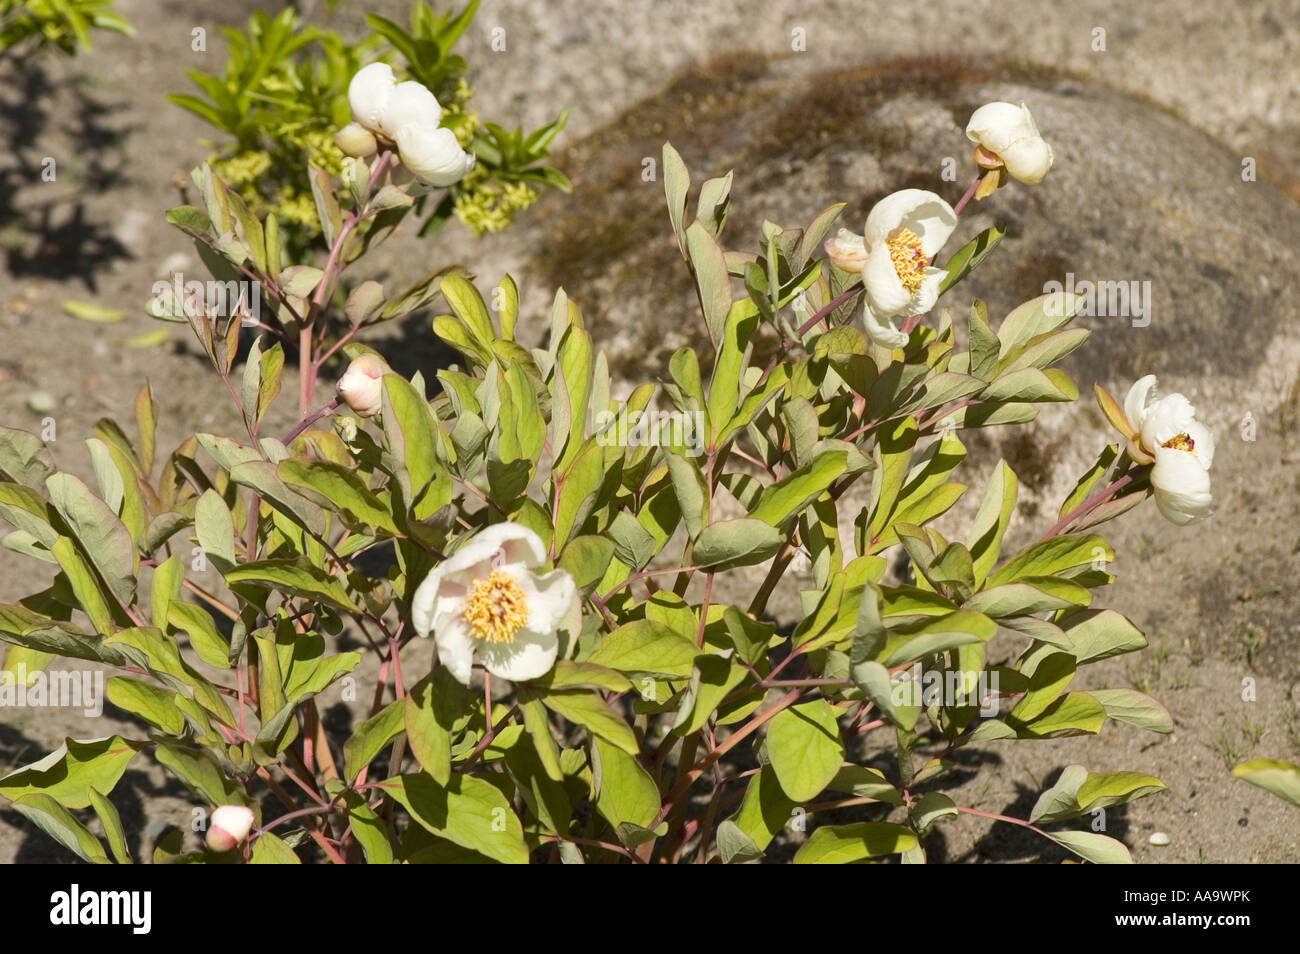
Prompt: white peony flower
<box><xmin>824</xmin><ymin>228</ymin><xmax>869</xmax><ymax>272</ymax></box>
<box><xmin>1123</xmin><ymin>374</ymin><xmax>1215</xmax><ymax>525</ymax></box>
<box><xmin>965</xmin><ymin>101</ymin><xmax>1054</xmax><ymax>185</ymax></box>
<box><xmin>206</xmin><ymin>804</ymin><xmax>254</xmax><ymax>852</ymax></box>
<box><xmin>411</xmin><ymin>523</ymin><xmax>577</xmax><ymax>686</ymax></box>
<box><xmin>395</xmin><ymin>124</ymin><xmax>476</xmax><ymax>187</ymax></box>
<box><xmin>858</xmin><ymin>189</ymin><xmax>957</xmax><ymax>348</ymax></box>
<box><xmin>383</xmin><ymin>81</ymin><xmax>442</xmax><ymax>137</ymax></box>
<box><xmin>336</xmin><ymin>353</ymin><xmax>389</xmax><ymax>418</ymax></box>
<box><xmin>347</xmin><ymin>62</ymin><xmax>397</xmax><ymax>137</ymax></box>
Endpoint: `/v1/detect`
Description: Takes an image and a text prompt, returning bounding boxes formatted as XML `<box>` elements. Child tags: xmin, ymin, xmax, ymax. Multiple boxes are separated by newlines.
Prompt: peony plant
<box><xmin>0</xmin><ymin>84</ymin><xmax>1209</xmax><ymax>863</ymax></box>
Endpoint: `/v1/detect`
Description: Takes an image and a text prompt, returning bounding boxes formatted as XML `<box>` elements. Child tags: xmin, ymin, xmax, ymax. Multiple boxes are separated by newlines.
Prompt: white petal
<box><xmin>861</xmin><ymin>301</ymin><xmax>909</xmax><ymax>349</ymax></box>
<box><xmin>518</xmin><ymin>568</ymin><xmax>578</xmax><ymax>635</ymax></box>
<box><xmin>381</xmin><ymin>81</ymin><xmax>442</xmax><ymax>137</ymax></box>
<box><xmin>348</xmin><ymin>63</ymin><xmax>396</xmax><ymax>136</ymax></box>
<box><xmin>898</xmin><ymin>195</ymin><xmax>957</xmax><ymax>258</ymax></box>
<box><xmin>1140</xmin><ymin>393</ymin><xmax>1197</xmax><ymax>450</ymax></box>
<box><xmin>1001</xmin><ymin>136</ymin><xmax>1054</xmax><ymax>184</ymax></box>
<box><xmin>862</xmin><ymin>246</ymin><xmax>912</xmax><ymax>318</ymax></box>
<box><xmin>1185</xmin><ymin>419</ymin><xmax>1216</xmax><ymax>470</ymax></box>
<box><xmin>395</xmin><ymin>125</ymin><xmax>475</xmax><ymax>187</ymax></box>
<box><xmin>411</xmin><ymin>568</ymin><xmax>444</xmax><ymax>637</ymax></box>
<box><xmin>1151</xmin><ymin>448</ymin><xmax>1213</xmax><ymax>525</ymax></box>
<box><xmin>1123</xmin><ymin>374</ymin><xmax>1157</xmax><ymax>433</ymax></box>
<box><xmin>904</xmin><ymin>268</ymin><xmax>944</xmax><ymax>317</ymax></box>
<box><xmin>434</xmin><ymin>615</ymin><xmax>477</xmax><ymax>685</ymax></box>
<box><xmin>864</xmin><ymin>189</ymin><xmax>934</xmax><ymax>242</ymax></box>
<box><xmin>477</xmin><ymin>626</ymin><xmax>559</xmax><ymax>682</ymax></box>
<box><xmin>441</xmin><ymin>522</ymin><xmax>548</xmax><ymax>579</ymax></box>
<box><xmin>966</xmin><ymin>101</ymin><xmax>1033</xmax><ymax>152</ymax></box>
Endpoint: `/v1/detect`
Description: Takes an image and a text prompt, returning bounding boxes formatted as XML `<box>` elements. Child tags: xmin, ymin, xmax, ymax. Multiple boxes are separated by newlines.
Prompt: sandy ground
<box><xmin>0</xmin><ymin>0</ymin><xmax>1296</xmax><ymax>862</ymax></box>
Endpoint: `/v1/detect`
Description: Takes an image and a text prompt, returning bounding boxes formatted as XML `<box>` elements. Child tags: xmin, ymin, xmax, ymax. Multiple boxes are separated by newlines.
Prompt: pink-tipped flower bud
<box><xmin>823</xmin><ymin>228</ymin><xmax>869</xmax><ymax>272</ymax></box>
<box><xmin>335</xmin><ymin>122</ymin><xmax>378</xmax><ymax>159</ymax></box>
<box><xmin>337</xmin><ymin>354</ymin><xmax>390</xmax><ymax>418</ymax></box>
<box><xmin>206</xmin><ymin>805</ymin><xmax>254</xmax><ymax>852</ymax></box>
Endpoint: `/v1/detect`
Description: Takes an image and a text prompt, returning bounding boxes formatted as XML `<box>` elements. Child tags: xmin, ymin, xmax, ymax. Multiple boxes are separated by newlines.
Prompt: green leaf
<box><xmin>250</xmin><ymin>833</ymin><xmax>301</xmax><ymax>864</ymax></box>
<box><xmin>938</xmin><ymin>225</ymin><xmax>1005</xmax><ymax>294</ymax></box>
<box><xmin>693</xmin><ymin>518</ymin><xmax>783</xmax><ymax>571</ymax></box>
<box><xmin>1047</xmin><ymin>829</ymin><xmax>1133</xmax><ymax>864</ymax></box>
<box><xmin>404</xmin><ymin>669</ymin><xmax>463</xmax><ymax>787</ymax></box>
<box><xmin>0</xmin><ymin>426</ymin><xmax>56</xmax><ymax>489</ymax></box>
<box><xmin>10</xmin><ymin>794</ymin><xmax>110</xmax><ymax>864</ymax></box>
<box><xmin>540</xmin><ymin>689</ymin><xmax>639</xmax><ymax>754</ymax></box>
<box><xmin>1232</xmin><ymin>759</ymin><xmax>1300</xmax><ymax>808</ymax></box>
<box><xmin>715</xmin><ymin>819</ymin><xmax>763</xmax><ymax>864</ymax></box>
<box><xmin>89</xmin><ymin>787</ymin><xmax>130</xmax><ymax>864</ymax></box>
<box><xmin>557</xmin><ymin>535</ymin><xmax>615</xmax><ymax>592</ymax></box>
<box><xmin>766</xmin><ymin>701</ymin><xmax>844</xmax><ymax>802</ymax></box>
<box><xmin>1088</xmin><ymin>688</ymin><xmax>1173</xmax><ymax>733</ymax></box>
<box><xmin>988</xmin><ymin>534</ymin><xmax>1111</xmax><ymax>587</ymax></box>
<box><xmin>279</xmin><ymin>459</ymin><xmax>398</xmax><ymax>533</ymax></box>
<box><xmin>167</xmin><ymin>602</ymin><xmax>230</xmax><ymax>670</ymax></box>
<box><xmin>751</xmin><ymin>452</ymin><xmax>847</xmax><ymax>527</ymax></box>
<box><xmin>996</xmin><ymin>292</ymin><xmax>1081</xmax><ymax>356</ymax></box>
<box><xmin>344</xmin><ymin>699</ymin><xmax>405</xmax><ymax>783</ymax></box>
<box><xmin>1058</xmin><ymin>609</ymin><xmax>1146</xmax><ymax>664</ymax></box>
<box><xmin>225</xmin><ymin>559</ymin><xmax>358</xmax><ymax>612</ymax></box>
<box><xmin>730</xmin><ymin>764</ymin><xmax>798</xmax><ymax>855</ymax></box>
<box><xmin>105</xmin><ymin>676</ymin><xmax>185</xmax><ymax>735</ymax></box>
<box><xmin>154</xmin><ymin>741</ymin><xmax>246</xmax><ymax>807</ymax></box>
<box><xmin>587</xmin><ymin>620</ymin><xmax>699</xmax><ymax>679</ymax></box>
<box><xmin>662</xmin><ymin>142</ymin><xmax>690</xmax><ymax>255</ymax></box>
<box><xmin>686</xmin><ymin>220</ymin><xmax>732</xmax><ymax>346</ymax></box>
<box><xmin>382</xmin><ymin>375</ymin><xmax>439</xmax><ymax>506</ymax></box>
<box><xmin>1031</xmin><ymin>764</ymin><xmax>1166</xmax><ymax>823</ymax></box>
<box><xmin>793</xmin><ymin>822</ymin><xmax>917</xmax><ymax>863</ymax></box>
<box><xmin>0</xmin><ymin>735</ymin><xmax>143</xmax><ymax>808</ymax></box>
<box><xmin>345</xmin><ymin>792</ymin><xmax>394</xmax><ymax>864</ymax></box>
<box><xmin>591</xmin><ymin>737</ymin><xmax>659</xmax><ymax>830</ymax></box>
<box><xmin>378</xmin><ymin>773</ymin><xmax>529</xmax><ymax>864</ymax></box>
<box><xmin>666</xmin><ymin>453</ymin><xmax>707</xmax><ymax>540</ymax></box>
<box><xmin>45</xmin><ymin>473</ymin><xmax>137</xmax><ymax>605</ymax></box>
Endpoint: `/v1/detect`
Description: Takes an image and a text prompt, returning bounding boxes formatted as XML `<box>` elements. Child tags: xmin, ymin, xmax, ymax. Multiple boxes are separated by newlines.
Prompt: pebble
<box><xmin>1148</xmin><ymin>831</ymin><xmax>1171</xmax><ymax>846</ymax></box>
<box><xmin>26</xmin><ymin>391</ymin><xmax>55</xmax><ymax>414</ymax></box>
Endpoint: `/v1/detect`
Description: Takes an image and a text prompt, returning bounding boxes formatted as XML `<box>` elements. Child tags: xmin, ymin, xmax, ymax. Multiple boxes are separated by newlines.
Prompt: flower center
<box><xmin>463</xmin><ymin>570</ymin><xmax>529</xmax><ymax>644</ymax></box>
<box><xmin>887</xmin><ymin>228</ymin><xmax>928</xmax><ymax>295</ymax></box>
<box><xmin>1162</xmin><ymin>433</ymin><xmax>1195</xmax><ymax>453</ymax></box>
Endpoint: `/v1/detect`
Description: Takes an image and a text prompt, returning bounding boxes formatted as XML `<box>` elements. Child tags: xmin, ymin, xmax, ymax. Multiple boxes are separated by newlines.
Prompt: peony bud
<box><xmin>337</xmin><ymin>354</ymin><xmax>390</xmax><ymax>418</ymax></box>
<box><xmin>348</xmin><ymin>62</ymin><xmax>397</xmax><ymax>136</ymax></box>
<box><xmin>394</xmin><ymin>125</ymin><xmax>476</xmax><ymax>187</ymax></box>
<box><xmin>335</xmin><ymin>122</ymin><xmax>378</xmax><ymax>158</ymax></box>
<box><xmin>965</xmin><ymin>101</ymin><xmax>1053</xmax><ymax>185</ymax></box>
<box><xmin>823</xmin><ymin>228</ymin><xmax>869</xmax><ymax>272</ymax></box>
<box><xmin>382</xmin><ymin>81</ymin><xmax>442</xmax><ymax>138</ymax></box>
<box><xmin>206</xmin><ymin>805</ymin><xmax>254</xmax><ymax>852</ymax></box>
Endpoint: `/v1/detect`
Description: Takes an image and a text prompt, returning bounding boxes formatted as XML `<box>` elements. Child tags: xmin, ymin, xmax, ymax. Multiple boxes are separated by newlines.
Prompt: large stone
<box><xmin>510</xmin><ymin>56</ymin><xmax>1300</xmax><ymax>681</ymax></box>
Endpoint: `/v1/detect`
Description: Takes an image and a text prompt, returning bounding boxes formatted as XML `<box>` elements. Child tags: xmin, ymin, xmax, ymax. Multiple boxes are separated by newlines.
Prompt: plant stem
<box><xmin>1039</xmin><ymin>473</ymin><xmax>1136</xmax><ymax>541</ymax></box>
<box><xmin>952</xmin><ymin>174</ymin><xmax>983</xmax><ymax>216</ymax></box>
<box><xmin>797</xmin><ymin>283</ymin><xmax>862</xmax><ymax>336</ymax></box>
<box><xmin>284</xmin><ymin>397</ymin><xmax>340</xmax><ymax>446</ymax></box>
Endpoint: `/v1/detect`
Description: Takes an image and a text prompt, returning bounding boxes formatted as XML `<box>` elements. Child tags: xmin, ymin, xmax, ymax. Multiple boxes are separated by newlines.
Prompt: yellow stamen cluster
<box><xmin>1162</xmin><ymin>433</ymin><xmax>1195</xmax><ymax>452</ymax></box>
<box><xmin>463</xmin><ymin>570</ymin><xmax>529</xmax><ymax>644</ymax></box>
<box><xmin>887</xmin><ymin>228</ymin><xmax>928</xmax><ymax>294</ymax></box>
